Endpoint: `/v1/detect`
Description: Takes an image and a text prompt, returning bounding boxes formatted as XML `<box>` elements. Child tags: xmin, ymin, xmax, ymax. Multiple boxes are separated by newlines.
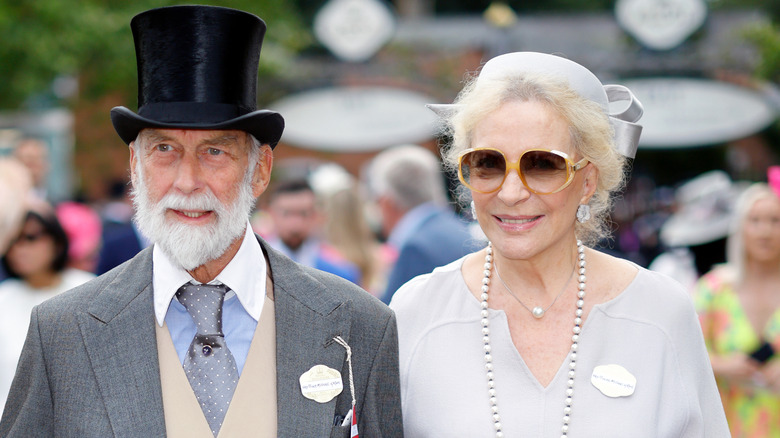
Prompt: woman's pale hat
<box><xmin>428</xmin><ymin>52</ymin><xmax>644</xmax><ymax>158</ymax></box>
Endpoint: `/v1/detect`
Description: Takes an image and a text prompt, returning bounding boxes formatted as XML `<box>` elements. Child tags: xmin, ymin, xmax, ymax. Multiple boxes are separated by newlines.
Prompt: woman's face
<box><xmin>469</xmin><ymin>100</ymin><xmax>596</xmax><ymax>260</ymax></box>
<box><xmin>5</xmin><ymin>217</ymin><xmax>57</xmax><ymax>278</ymax></box>
<box><xmin>743</xmin><ymin>195</ymin><xmax>780</xmax><ymax>264</ymax></box>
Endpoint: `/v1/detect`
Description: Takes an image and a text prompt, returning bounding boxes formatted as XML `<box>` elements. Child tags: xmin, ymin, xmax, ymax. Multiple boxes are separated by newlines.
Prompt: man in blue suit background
<box><xmin>265</xmin><ymin>178</ymin><xmax>361</xmax><ymax>285</ymax></box>
<box><xmin>367</xmin><ymin>144</ymin><xmax>478</xmax><ymax>304</ymax></box>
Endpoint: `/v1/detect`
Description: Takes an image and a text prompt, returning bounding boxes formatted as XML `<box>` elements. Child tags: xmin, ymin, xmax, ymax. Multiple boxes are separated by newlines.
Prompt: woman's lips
<box><xmin>494</xmin><ymin>214</ymin><xmax>542</xmax><ymax>231</ymax></box>
<box><xmin>497</xmin><ymin>216</ymin><xmax>539</xmax><ymax>225</ymax></box>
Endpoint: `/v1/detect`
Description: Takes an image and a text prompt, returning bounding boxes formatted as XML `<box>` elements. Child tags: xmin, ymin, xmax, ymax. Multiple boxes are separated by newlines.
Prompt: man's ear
<box><xmin>129</xmin><ymin>142</ymin><xmax>138</xmax><ymax>184</ymax></box>
<box><xmin>579</xmin><ymin>164</ymin><xmax>598</xmax><ymax>205</ymax></box>
<box><xmin>252</xmin><ymin>145</ymin><xmax>274</xmax><ymax>198</ymax></box>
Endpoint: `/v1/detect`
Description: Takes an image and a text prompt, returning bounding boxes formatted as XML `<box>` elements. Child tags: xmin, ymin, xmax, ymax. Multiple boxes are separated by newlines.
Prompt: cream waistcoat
<box><xmin>155</xmin><ymin>296</ymin><xmax>277</xmax><ymax>437</ymax></box>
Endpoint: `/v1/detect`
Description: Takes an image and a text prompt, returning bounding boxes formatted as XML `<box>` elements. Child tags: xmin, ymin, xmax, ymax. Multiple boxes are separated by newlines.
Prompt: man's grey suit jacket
<box><xmin>0</xmin><ymin>236</ymin><xmax>403</xmax><ymax>437</ymax></box>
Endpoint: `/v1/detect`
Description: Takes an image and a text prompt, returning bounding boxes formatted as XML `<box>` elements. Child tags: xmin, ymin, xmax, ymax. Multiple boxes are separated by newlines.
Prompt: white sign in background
<box><xmin>271</xmin><ymin>86</ymin><xmax>438</xmax><ymax>152</ymax></box>
<box><xmin>621</xmin><ymin>78</ymin><xmax>777</xmax><ymax>148</ymax></box>
<box><xmin>615</xmin><ymin>0</ymin><xmax>707</xmax><ymax>51</ymax></box>
<box><xmin>314</xmin><ymin>0</ymin><xmax>396</xmax><ymax>62</ymax></box>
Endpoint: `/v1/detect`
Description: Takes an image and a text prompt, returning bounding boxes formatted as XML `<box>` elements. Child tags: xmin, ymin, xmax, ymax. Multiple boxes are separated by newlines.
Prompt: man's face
<box><xmin>14</xmin><ymin>139</ymin><xmax>49</xmax><ymax>188</ymax></box>
<box><xmin>129</xmin><ymin>128</ymin><xmax>272</xmax><ymax>270</ymax></box>
<box><xmin>268</xmin><ymin>190</ymin><xmax>319</xmax><ymax>251</ymax></box>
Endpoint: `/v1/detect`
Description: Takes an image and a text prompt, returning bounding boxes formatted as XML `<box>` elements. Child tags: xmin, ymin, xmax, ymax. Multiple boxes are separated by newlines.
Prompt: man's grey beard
<box><xmin>130</xmin><ymin>162</ymin><xmax>256</xmax><ymax>271</ymax></box>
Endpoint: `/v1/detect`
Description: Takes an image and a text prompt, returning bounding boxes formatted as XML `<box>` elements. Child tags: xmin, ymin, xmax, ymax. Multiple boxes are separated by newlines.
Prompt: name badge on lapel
<box><xmin>299</xmin><ymin>364</ymin><xmax>344</xmax><ymax>403</ymax></box>
<box><xmin>590</xmin><ymin>364</ymin><xmax>636</xmax><ymax>397</ymax></box>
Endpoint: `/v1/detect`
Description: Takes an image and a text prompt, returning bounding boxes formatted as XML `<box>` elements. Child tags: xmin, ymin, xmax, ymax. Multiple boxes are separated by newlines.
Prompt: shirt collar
<box><xmin>153</xmin><ymin>222</ymin><xmax>267</xmax><ymax>326</ymax></box>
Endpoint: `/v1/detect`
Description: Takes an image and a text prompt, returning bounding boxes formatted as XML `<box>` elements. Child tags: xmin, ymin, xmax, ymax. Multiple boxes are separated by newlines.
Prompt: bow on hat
<box><xmin>427</xmin><ymin>52</ymin><xmax>643</xmax><ymax>158</ymax></box>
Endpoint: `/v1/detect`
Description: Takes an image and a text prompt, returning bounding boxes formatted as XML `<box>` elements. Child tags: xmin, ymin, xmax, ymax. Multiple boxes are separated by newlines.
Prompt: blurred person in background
<box><xmin>265</xmin><ymin>178</ymin><xmax>361</xmax><ymax>284</ymax></box>
<box><xmin>0</xmin><ymin>206</ymin><xmax>94</xmax><ymax>411</ymax></box>
<box><xmin>96</xmin><ymin>180</ymin><xmax>149</xmax><ymax>275</ymax></box>
<box><xmin>694</xmin><ymin>168</ymin><xmax>780</xmax><ymax>437</ymax></box>
<box><xmin>0</xmin><ymin>158</ymin><xmax>32</xmax><ymax>259</ymax></box>
<box><xmin>311</xmin><ymin>163</ymin><xmax>396</xmax><ymax>298</ymax></box>
<box><xmin>390</xmin><ymin>51</ymin><xmax>728</xmax><ymax>437</ymax></box>
<box><xmin>13</xmin><ymin>137</ymin><xmax>50</xmax><ymax>202</ymax></box>
<box><xmin>56</xmin><ymin>201</ymin><xmax>103</xmax><ymax>273</ymax></box>
<box><xmin>99</xmin><ymin>179</ymin><xmax>135</xmax><ymax>225</ymax></box>
<box><xmin>366</xmin><ymin>143</ymin><xmax>476</xmax><ymax>304</ymax></box>
<box><xmin>650</xmin><ymin>170</ymin><xmax>747</xmax><ymax>292</ymax></box>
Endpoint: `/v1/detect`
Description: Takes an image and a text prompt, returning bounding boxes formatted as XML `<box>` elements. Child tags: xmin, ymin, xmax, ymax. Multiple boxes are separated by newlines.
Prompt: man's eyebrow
<box><xmin>140</xmin><ymin>129</ymin><xmax>171</xmax><ymax>145</ymax></box>
<box><xmin>139</xmin><ymin>131</ymin><xmax>244</xmax><ymax>147</ymax></box>
<box><xmin>202</xmin><ymin>134</ymin><xmax>243</xmax><ymax>146</ymax></box>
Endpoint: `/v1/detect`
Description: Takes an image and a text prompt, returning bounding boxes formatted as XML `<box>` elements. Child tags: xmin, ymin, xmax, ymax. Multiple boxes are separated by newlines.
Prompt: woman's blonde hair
<box><xmin>323</xmin><ymin>185</ymin><xmax>381</xmax><ymax>292</ymax></box>
<box><xmin>725</xmin><ymin>182</ymin><xmax>780</xmax><ymax>285</ymax></box>
<box><xmin>440</xmin><ymin>72</ymin><xmax>627</xmax><ymax>245</ymax></box>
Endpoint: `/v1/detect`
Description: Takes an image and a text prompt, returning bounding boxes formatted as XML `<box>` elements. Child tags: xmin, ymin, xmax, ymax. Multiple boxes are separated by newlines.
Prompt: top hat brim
<box><xmin>111</xmin><ymin>106</ymin><xmax>285</xmax><ymax>149</ymax></box>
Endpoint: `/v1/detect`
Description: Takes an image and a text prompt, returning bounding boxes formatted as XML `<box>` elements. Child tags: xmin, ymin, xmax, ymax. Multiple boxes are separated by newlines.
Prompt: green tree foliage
<box><xmin>709</xmin><ymin>0</ymin><xmax>780</xmax><ymax>22</ymax></box>
<box><xmin>0</xmin><ymin>0</ymin><xmax>310</xmax><ymax>110</ymax></box>
<box><xmin>704</xmin><ymin>0</ymin><xmax>780</xmax><ymax>82</ymax></box>
<box><xmin>743</xmin><ymin>22</ymin><xmax>780</xmax><ymax>83</ymax></box>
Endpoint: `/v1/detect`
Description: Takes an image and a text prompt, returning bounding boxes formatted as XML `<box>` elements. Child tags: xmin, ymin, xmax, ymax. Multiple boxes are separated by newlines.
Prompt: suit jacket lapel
<box><xmin>78</xmin><ymin>247</ymin><xmax>166</xmax><ymax>436</ymax></box>
<box><xmin>262</xmin><ymin>239</ymin><xmax>353</xmax><ymax>436</ymax></box>
<box><xmin>74</xmin><ymin>237</ymin><xmax>354</xmax><ymax>436</ymax></box>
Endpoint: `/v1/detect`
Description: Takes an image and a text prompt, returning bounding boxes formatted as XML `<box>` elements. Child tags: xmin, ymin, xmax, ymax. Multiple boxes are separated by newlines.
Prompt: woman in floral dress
<box><xmin>695</xmin><ymin>171</ymin><xmax>780</xmax><ymax>437</ymax></box>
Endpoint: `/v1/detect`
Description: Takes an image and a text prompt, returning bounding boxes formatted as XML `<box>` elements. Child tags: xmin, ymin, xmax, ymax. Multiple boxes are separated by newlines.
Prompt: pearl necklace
<box><xmin>481</xmin><ymin>239</ymin><xmax>586</xmax><ymax>438</ymax></box>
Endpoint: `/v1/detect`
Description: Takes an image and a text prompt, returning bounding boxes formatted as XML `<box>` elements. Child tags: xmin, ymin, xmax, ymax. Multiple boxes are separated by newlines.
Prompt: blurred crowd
<box><xmin>595</xmin><ymin>165</ymin><xmax>780</xmax><ymax>436</ymax></box>
<box><xmin>2</xmin><ymin>135</ymin><xmax>780</xmax><ymax>435</ymax></box>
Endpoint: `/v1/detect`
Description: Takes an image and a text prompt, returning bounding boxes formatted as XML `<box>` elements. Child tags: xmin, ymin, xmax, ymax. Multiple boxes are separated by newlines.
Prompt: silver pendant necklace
<box><xmin>480</xmin><ymin>239</ymin><xmax>586</xmax><ymax>437</ymax></box>
<box><xmin>494</xmin><ymin>257</ymin><xmax>575</xmax><ymax>319</ymax></box>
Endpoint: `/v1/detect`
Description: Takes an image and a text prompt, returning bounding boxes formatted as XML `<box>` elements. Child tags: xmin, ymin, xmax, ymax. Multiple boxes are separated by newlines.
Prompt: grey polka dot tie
<box><xmin>176</xmin><ymin>283</ymin><xmax>239</xmax><ymax>436</ymax></box>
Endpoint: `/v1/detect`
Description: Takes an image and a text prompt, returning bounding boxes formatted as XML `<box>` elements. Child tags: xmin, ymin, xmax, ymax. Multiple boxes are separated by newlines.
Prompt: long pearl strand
<box><xmin>481</xmin><ymin>239</ymin><xmax>586</xmax><ymax>438</ymax></box>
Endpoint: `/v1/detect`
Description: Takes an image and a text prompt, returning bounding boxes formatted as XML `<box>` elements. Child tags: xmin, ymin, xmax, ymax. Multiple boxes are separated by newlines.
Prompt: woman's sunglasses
<box><xmin>458</xmin><ymin>148</ymin><xmax>589</xmax><ymax>195</ymax></box>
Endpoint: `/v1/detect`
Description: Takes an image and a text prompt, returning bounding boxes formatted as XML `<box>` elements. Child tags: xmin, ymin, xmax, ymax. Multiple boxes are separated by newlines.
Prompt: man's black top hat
<box><xmin>110</xmin><ymin>5</ymin><xmax>284</xmax><ymax>148</ymax></box>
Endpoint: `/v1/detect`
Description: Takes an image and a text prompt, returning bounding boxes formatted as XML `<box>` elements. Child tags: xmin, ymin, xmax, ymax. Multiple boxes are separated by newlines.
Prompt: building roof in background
<box><xmin>391</xmin><ymin>10</ymin><xmax>766</xmax><ymax>79</ymax></box>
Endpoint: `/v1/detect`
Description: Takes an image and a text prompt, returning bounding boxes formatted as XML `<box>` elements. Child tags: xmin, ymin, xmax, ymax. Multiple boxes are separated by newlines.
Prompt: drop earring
<box><xmin>576</xmin><ymin>204</ymin><xmax>591</xmax><ymax>223</ymax></box>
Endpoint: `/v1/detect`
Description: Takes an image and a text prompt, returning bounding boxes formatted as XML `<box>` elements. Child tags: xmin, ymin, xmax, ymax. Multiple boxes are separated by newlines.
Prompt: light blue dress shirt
<box><xmin>152</xmin><ymin>223</ymin><xmax>267</xmax><ymax>375</ymax></box>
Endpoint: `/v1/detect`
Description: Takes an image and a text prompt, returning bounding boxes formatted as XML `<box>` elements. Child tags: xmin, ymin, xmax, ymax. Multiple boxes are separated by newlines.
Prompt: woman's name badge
<box><xmin>590</xmin><ymin>364</ymin><xmax>636</xmax><ymax>397</ymax></box>
<box><xmin>299</xmin><ymin>364</ymin><xmax>344</xmax><ymax>403</ymax></box>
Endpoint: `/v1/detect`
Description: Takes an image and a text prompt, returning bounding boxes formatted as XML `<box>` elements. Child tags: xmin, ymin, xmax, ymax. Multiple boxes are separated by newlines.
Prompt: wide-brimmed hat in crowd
<box><xmin>660</xmin><ymin>170</ymin><xmax>748</xmax><ymax>248</ymax></box>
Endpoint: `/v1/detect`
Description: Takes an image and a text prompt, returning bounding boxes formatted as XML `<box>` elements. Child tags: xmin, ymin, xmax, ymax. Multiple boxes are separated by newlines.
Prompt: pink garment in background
<box><xmin>56</xmin><ymin>202</ymin><xmax>102</xmax><ymax>273</ymax></box>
